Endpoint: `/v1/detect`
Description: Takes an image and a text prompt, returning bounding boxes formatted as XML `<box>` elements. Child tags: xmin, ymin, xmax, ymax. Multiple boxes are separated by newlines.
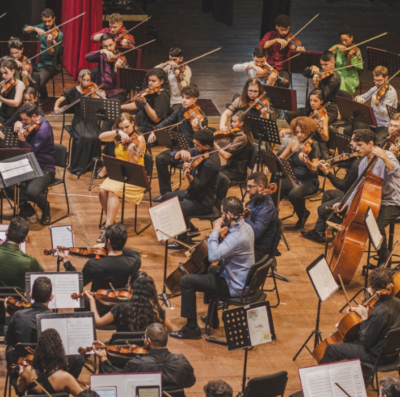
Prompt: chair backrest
<box><xmin>271</xmin><ymin>219</ymin><xmax>283</xmax><ymax>257</ymax></box>
<box><xmin>247</xmin><ymin>144</ymin><xmax>258</xmax><ymax>171</ymax></box>
<box><xmin>54</xmin><ymin>144</ymin><xmax>68</xmax><ymax>168</ymax></box>
<box><xmin>215</xmin><ymin>172</ymin><xmax>230</xmax><ymax>208</ymax></box>
<box><xmin>244</xmin><ymin>371</ymin><xmax>288</xmax><ymax>397</ymax></box>
<box><xmin>379</xmin><ymin>327</ymin><xmax>400</xmax><ymax>357</ymax></box>
<box><xmin>144</xmin><ymin>152</ymin><xmax>154</xmax><ymax>181</ymax></box>
<box><xmin>163</xmin><ymin>390</ymin><xmax>186</xmax><ymax>397</ymax></box>
<box><xmin>242</xmin><ymin>256</ymin><xmax>275</xmax><ymax>299</ymax></box>
<box><xmin>110</xmin><ymin>331</ymin><xmax>145</xmax><ymax>345</ymax></box>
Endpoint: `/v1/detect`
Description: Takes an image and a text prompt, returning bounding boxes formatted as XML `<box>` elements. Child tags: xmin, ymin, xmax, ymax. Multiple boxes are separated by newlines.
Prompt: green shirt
<box><xmin>22</xmin><ymin>23</ymin><xmax>64</xmax><ymax>69</ymax></box>
<box><xmin>332</xmin><ymin>46</ymin><xmax>363</xmax><ymax>95</ymax></box>
<box><xmin>0</xmin><ymin>242</ymin><xmax>44</xmax><ymax>291</ymax></box>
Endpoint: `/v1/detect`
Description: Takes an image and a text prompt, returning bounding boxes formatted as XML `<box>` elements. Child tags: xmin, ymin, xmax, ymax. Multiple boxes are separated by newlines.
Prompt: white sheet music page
<box><xmin>246</xmin><ymin>306</ymin><xmax>272</xmax><ymax>346</ymax></box>
<box><xmin>299</xmin><ymin>366</ymin><xmax>334</xmax><ymax>397</ymax></box>
<box><xmin>0</xmin><ymin>158</ymin><xmax>33</xmax><ymax>179</ymax></box>
<box><xmin>54</xmin><ymin>273</ymin><xmax>80</xmax><ymax>309</ymax></box>
<box><xmin>67</xmin><ymin>317</ymin><xmax>94</xmax><ymax>355</ymax></box>
<box><xmin>308</xmin><ymin>256</ymin><xmax>339</xmax><ymax>302</ymax></box>
<box><xmin>41</xmin><ymin>317</ymin><xmax>69</xmax><ymax>348</ymax></box>
<box><xmin>365</xmin><ymin>207</ymin><xmax>383</xmax><ymax>250</ymax></box>
<box><xmin>149</xmin><ymin>196</ymin><xmax>187</xmax><ymax>241</ymax></box>
<box><xmin>50</xmin><ymin>225</ymin><xmax>74</xmax><ymax>256</ymax></box>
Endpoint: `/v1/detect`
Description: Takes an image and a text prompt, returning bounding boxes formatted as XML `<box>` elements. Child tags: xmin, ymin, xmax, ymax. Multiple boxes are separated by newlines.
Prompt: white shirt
<box><xmin>232</xmin><ymin>61</ymin><xmax>269</xmax><ymax>85</ymax></box>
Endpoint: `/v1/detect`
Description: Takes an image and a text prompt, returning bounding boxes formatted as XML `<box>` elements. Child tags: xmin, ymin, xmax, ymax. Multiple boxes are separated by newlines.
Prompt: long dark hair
<box><xmin>233</xmin><ymin>112</ymin><xmax>253</xmax><ymax>145</ymax></box>
<box><xmin>118</xmin><ymin>274</ymin><xmax>163</xmax><ymax>332</ymax></box>
<box><xmin>142</xmin><ymin>68</ymin><xmax>171</xmax><ymax>94</ymax></box>
<box><xmin>32</xmin><ymin>329</ymin><xmax>68</xmax><ymax>372</ymax></box>
<box><xmin>306</xmin><ymin>89</ymin><xmax>326</xmax><ymax>114</ymax></box>
<box><xmin>239</xmin><ymin>78</ymin><xmax>265</xmax><ymax>107</ymax></box>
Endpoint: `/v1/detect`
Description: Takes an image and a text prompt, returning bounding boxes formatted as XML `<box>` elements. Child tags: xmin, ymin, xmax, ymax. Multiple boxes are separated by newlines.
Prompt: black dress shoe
<box><xmin>301</xmin><ymin>229</ymin><xmax>325</xmax><ymax>243</ymax></box>
<box><xmin>170</xmin><ymin>326</ymin><xmax>202</xmax><ymax>340</ymax></box>
<box><xmin>295</xmin><ymin>209</ymin><xmax>310</xmax><ymax>229</ymax></box>
<box><xmin>40</xmin><ymin>202</ymin><xmax>51</xmax><ymax>225</ymax></box>
<box><xmin>153</xmin><ymin>195</ymin><xmax>164</xmax><ymax>203</ymax></box>
<box><xmin>167</xmin><ymin>241</ymin><xmax>186</xmax><ymax>250</ymax></box>
<box><xmin>200</xmin><ymin>315</ymin><xmax>220</xmax><ymax>329</ymax></box>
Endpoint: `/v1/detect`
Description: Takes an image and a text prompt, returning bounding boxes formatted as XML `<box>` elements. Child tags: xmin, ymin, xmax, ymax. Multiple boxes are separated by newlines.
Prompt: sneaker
<box><xmin>97</xmin><ymin>229</ymin><xmax>106</xmax><ymax>243</ymax></box>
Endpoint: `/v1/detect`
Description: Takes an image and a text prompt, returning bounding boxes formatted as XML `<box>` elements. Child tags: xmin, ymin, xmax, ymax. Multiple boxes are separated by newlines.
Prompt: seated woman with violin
<box><xmin>97</xmin><ymin>113</ymin><xmax>146</xmax><ymax>242</ymax></box>
<box><xmin>219</xmin><ymin>78</ymin><xmax>271</xmax><ymax>132</ymax></box>
<box><xmin>273</xmin><ymin>117</ymin><xmax>321</xmax><ymax>229</ymax></box>
<box><xmin>54</xmin><ymin>69</ymin><xmax>105</xmax><ymax>175</ymax></box>
<box><xmin>214</xmin><ymin>112</ymin><xmax>253</xmax><ymax>183</ymax></box>
<box><xmin>319</xmin><ymin>268</ymin><xmax>400</xmax><ymax>382</ymax></box>
<box><xmin>85</xmin><ymin>272</ymin><xmax>173</xmax><ymax>332</ymax></box>
<box><xmin>121</xmin><ymin>68</ymin><xmax>171</xmax><ymax>134</ymax></box>
<box><xmin>0</xmin><ymin>59</ymin><xmax>25</xmax><ymax>124</ymax></box>
<box><xmin>17</xmin><ymin>328</ymin><xmax>83</xmax><ymax>396</ymax></box>
<box><xmin>329</xmin><ymin>28</ymin><xmax>363</xmax><ymax>95</ymax></box>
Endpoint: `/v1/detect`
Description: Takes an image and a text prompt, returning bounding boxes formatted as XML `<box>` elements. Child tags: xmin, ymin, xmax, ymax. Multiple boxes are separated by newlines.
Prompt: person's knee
<box><xmin>156</xmin><ymin>153</ymin><xmax>170</xmax><ymax>167</ymax></box>
<box><xmin>180</xmin><ymin>275</ymin><xmax>195</xmax><ymax>291</ymax></box>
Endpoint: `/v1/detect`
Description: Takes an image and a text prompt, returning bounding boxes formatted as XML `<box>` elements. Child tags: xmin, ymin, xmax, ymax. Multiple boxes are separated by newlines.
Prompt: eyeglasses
<box><xmin>246</xmin><ymin>184</ymin><xmax>257</xmax><ymax>189</ymax></box>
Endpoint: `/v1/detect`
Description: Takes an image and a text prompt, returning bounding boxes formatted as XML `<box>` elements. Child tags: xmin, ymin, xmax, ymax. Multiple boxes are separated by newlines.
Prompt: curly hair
<box><xmin>204</xmin><ymin>380</ymin><xmax>233</xmax><ymax>397</ymax></box>
<box><xmin>369</xmin><ymin>268</ymin><xmax>393</xmax><ymax>291</ymax></box>
<box><xmin>118</xmin><ymin>274</ymin><xmax>163</xmax><ymax>332</ymax></box>
<box><xmin>32</xmin><ymin>329</ymin><xmax>68</xmax><ymax>372</ymax></box>
<box><xmin>143</xmin><ymin>68</ymin><xmax>171</xmax><ymax>93</ymax></box>
<box><xmin>289</xmin><ymin>116</ymin><xmax>319</xmax><ymax>137</ymax></box>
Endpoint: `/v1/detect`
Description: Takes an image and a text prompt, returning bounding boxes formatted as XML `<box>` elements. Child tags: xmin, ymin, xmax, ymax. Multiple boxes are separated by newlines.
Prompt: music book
<box><xmin>364</xmin><ymin>207</ymin><xmax>383</xmax><ymax>251</ymax></box>
<box><xmin>247</xmin><ymin>304</ymin><xmax>273</xmax><ymax>346</ymax></box>
<box><xmin>37</xmin><ymin>312</ymin><xmax>96</xmax><ymax>355</ymax></box>
<box><xmin>0</xmin><ymin>224</ymin><xmax>26</xmax><ymax>252</ymax></box>
<box><xmin>149</xmin><ymin>196</ymin><xmax>187</xmax><ymax>242</ymax></box>
<box><xmin>27</xmin><ymin>272</ymin><xmax>82</xmax><ymax>309</ymax></box>
<box><xmin>49</xmin><ymin>225</ymin><xmax>75</xmax><ymax>257</ymax></box>
<box><xmin>299</xmin><ymin>359</ymin><xmax>367</xmax><ymax>397</ymax></box>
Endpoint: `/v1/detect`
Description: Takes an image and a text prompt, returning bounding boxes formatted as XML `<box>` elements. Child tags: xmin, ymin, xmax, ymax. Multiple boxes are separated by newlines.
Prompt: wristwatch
<box><xmin>115</xmin><ymin>129</ymin><xmax>120</xmax><ymax>136</ymax></box>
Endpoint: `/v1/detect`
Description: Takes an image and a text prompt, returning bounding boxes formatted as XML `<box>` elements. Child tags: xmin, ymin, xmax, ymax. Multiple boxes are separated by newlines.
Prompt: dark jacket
<box><xmin>326</xmin><ymin>157</ymin><xmax>361</xmax><ymax>192</ymax></box>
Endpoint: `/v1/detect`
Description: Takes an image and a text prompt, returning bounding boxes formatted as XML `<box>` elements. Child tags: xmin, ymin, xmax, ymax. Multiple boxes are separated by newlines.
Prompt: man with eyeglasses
<box><xmin>244</xmin><ymin>172</ymin><xmax>278</xmax><ymax>261</ymax></box>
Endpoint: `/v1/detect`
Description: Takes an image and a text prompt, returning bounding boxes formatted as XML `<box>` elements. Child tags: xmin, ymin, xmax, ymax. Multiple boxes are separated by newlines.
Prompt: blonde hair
<box><xmin>373</xmin><ymin>65</ymin><xmax>388</xmax><ymax>78</ymax></box>
<box><xmin>109</xmin><ymin>13</ymin><xmax>123</xmax><ymax>24</ymax></box>
<box><xmin>113</xmin><ymin>112</ymin><xmax>137</xmax><ymax>130</ymax></box>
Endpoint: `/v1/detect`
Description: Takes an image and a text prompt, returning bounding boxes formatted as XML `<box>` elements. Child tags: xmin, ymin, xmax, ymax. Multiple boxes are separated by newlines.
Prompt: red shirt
<box><xmin>259</xmin><ymin>30</ymin><xmax>290</xmax><ymax>71</ymax></box>
<box><xmin>90</xmin><ymin>27</ymin><xmax>135</xmax><ymax>46</ymax></box>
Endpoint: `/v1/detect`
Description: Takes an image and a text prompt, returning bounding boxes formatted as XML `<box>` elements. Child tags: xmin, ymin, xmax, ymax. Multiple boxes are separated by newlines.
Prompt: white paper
<box><xmin>41</xmin><ymin>317</ymin><xmax>70</xmax><ymax>350</ymax></box>
<box><xmin>94</xmin><ymin>389</ymin><xmax>117</xmax><ymax>397</ymax></box>
<box><xmin>50</xmin><ymin>225</ymin><xmax>74</xmax><ymax>256</ymax></box>
<box><xmin>308</xmin><ymin>256</ymin><xmax>339</xmax><ymax>302</ymax></box>
<box><xmin>301</xmin><ymin>367</ymin><xmax>334</xmax><ymax>397</ymax></box>
<box><xmin>247</xmin><ymin>306</ymin><xmax>272</xmax><ymax>346</ymax></box>
<box><xmin>149</xmin><ymin>196</ymin><xmax>187</xmax><ymax>242</ymax></box>
<box><xmin>0</xmin><ymin>158</ymin><xmax>30</xmax><ymax>172</ymax></box>
<box><xmin>365</xmin><ymin>207</ymin><xmax>383</xmax><ymax>250</ymax></box>
<box><xmin>0</xmin><ymin>225</ymin><xmax>26</xmax><ymax>252</ymax></box>
<box><xmin>0</xmin><ymin>158</ymin><xmax>33</xmax><ymax>179</ymax></box>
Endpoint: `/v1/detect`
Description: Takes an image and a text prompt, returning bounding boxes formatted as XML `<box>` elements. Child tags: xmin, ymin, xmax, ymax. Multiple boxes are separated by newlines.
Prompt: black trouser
<box><xmin>34</xmin><ymin>65</ymin><xmax>56</xmax><ymax>101</ymax></box>
<box><xmin>315</xmin><ymin>189</ymin><xmax>344</xmax><ymax>235</ymax></box>
<box><xmin>220</xmin><ymin>165</ymin><xmax>246</xmax><ymax>184</ymax></box>
<box><xmin>180</xmin><ymin>272</ymin><xmax>231</xmax><ymax>320</ymax></box>
<box><xmin>156</xmin><ymin>149</ymin><xmax>179</xmax><ymax>195</ymax></box>
<box><xmin>376</xmin><ymin>205</ymin><xmax>400</xmax><ymax>264</ymax></box>
<box><xmin>277</xmin><ymin>70</ymin><xmax>291</xmax><ymax>88</ymax></box>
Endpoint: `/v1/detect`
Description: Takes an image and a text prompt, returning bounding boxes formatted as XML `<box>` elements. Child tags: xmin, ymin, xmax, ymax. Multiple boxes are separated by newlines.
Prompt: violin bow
<box><xmin>319</xmin><ymin>62</ymin><xmax>364</xmax><ymax>75</ymax></box>
<box><xmin>175</xmin><ymin>47</ymin><xmax>222</xmax><ymax>69</ymax></box>
<box><xmin>274</xmin><ymin>53</ymin><xmax>301</xmax><ymax>66</ymax></box>
<box><xmin>238</xmin><ymin>92</ymin><xmax>267</xmax><ymax>119</ymax></box>
<box><xmin>364</xmin><ymin>68</ymin><xmax>400</xmax><ymax>102</ymax></box>
<box><xmin>117</xmin><ymin>39</ymin><xmax>157</xmax><ymax>58</ymax></box>
<box><xmin>334</xmin><ymin>383</ymin><xmax>352</xmax><ymax>397</ymax></box>
<box><xmin>33</xmin><ymin>380</ymin><xmax>53</xmax><ymax>397</ymax></box>
<box><xmin>36</xmin><ymin>12</ymin><xmax>85</xmax><ymax>39</ymax></box>
<box><xmin>187</xmin><ymin>141</ymin><xmax>242</xmax><ymax>162</ymax></box>
<box><xmin>0</xmin><ymin>12</ymin><xmax>6</xmax><ymax>20</ymax></box>
<box><xmin>27</xmin><ymin>42</ymin><xmax>61</xmax><ymax>63</ymax></box>
<box><xmin>114</xmin><ymin>16</ymin><xmax>152</xmax><ymax>43</ymax></box>
<box><xmin>346</xmin><ymin>32</ymin><xmax>387</xmax><ymax>52</ymax></box>
<box><xmin>286</xmin><ymin>13</ymin><xmax>320</xmax><ymax>46</ymax></box>
<box><xmin>14</xmin><ymin>288</ymin><xmax>28</xmax><ymax>303</ymax></box>
<box><xmin>66</xmin><ymin>227</ymin><xmax>92</xmax><ymax>248</ymax></box>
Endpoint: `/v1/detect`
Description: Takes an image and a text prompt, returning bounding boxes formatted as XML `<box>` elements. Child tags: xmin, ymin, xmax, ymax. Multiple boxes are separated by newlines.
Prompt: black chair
<box><xmin>163</xmin><ymin>390</ymin><xmax>186</xmax><ymax>397</ymax></box>
<box><xmin>170</xmin><ymin>162</ymin><xmax>184</xmax><ymax>191</ymax></box>
<box><xmin>59</xmin><ymin>111</ymin><xmax>74</xmax><ymax>145</ymax></box>
<box><xmin>44</xmin><ymin>144</ymin><xmax>70</xmax><ymax>225</ymax></box>
<box><xmin>204</xmin><ymin>255</ymin><xmax>273</xmax><ymax>345</ymax></box>
<box><xmin>244</xmin><ymin>371</ymin><xmax>288</xmax><ymax>397</ymax></box>
<box><xmin>0</xmin><ymin>287</ymin><xmax>24</xmax><ymax>337</ymax></box>
<box><xmin>362</xmin><ymin>327</ymin><xmax>400</xmax><ymax>395</ymax></box>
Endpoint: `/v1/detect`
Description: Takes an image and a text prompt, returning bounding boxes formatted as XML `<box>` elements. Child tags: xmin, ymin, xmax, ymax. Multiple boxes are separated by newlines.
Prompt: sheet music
<box><xmin>41</xmin><ymin>317</ymin><xmax>70</xmax><ymax>351</ymax></box>
<box><xmin>308</xmin><ymin>256</ymin><xmax>339</xmax><ymax>302</ymax></box>
<box><xmin>0</xmin><ymin>225</ymin><xmax>26</xmax><ymax>252</ymax></box>
<box><xmin>247</xmin><ymin>306</ymin><xmax>272</xmax><ymax>346</ymax></box>
<box><xmin>301</xmin><ymin>367</ymin><xmax>334</xmax><ymax>397</ymax></box>
<box><xmin>0</xmin><ymin>158</ymin><xmax>33</xmax><ymax>179</ymax></box>
<box><xmin>364</xmin><ymin>207</ymin><xmax>383</xmax><ymax>250</ymax></box>
<box><xmin>50</xmin><ymin>225</ymin><xmax>74</xmax><ymax>256</ymax></box>
<box><xmin>148</xmin><ymin>196</ymin><xmax>187</xmax><ymax>241</ymax></box>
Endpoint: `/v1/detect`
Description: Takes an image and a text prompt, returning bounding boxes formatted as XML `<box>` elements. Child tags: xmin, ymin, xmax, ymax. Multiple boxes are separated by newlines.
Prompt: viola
<box><xmin>0</xmin><ymin>296</ymin><xmax>32</xmax><ymax>315</ymax></box>
<box><xmin>79</xmin><ymin>344</ymin><xmax>147</xmax><ymax>357</ymax></box>
<box><xmin>81</xmin><ymin>82</ymin><xmax>106</xmax><ymax>99</ymax></box>
<box><xmin>130</xmin><ymin>87</ymin><xmax>160</xmax><ymax>103</ymax></box>
<box><xmin>214</xmin><ymin>127</ymin><xmax>241</xmax><ymax>141</ymax></box>
<box><xmin>106</xmin><ymin>50</ymin><xmax>129</xmax><ymax>68</ymax></box>
<box><xmin>71</xmin><ymin>289</ymin><xmax>132</xmax><ymax>306</ymax></box>
<box><xmin>0</xmin><ymin>79</ymin><xmax>17</xmax><ymax>96</ymax></box>
<box><xmin>43</xmin><ymin>246</ymin><xmax>107</xmax><ymax>259</ymax></box>
<box><xmin>183</xmin><ymin>104</ymin><xmax>205</xmax><ymax>127</ymax></box>
<box><xmin>248</xmin><ymin>97</ymin><xmax>273</xmax><ymax>114</ymax></box>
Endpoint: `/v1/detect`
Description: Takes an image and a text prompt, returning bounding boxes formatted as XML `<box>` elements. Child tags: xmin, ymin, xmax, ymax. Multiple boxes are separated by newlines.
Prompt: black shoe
<box><xmin>167</xmin><ymin>241</ymin><xmax>186</xmax><ymax>250</ymax></box>
<box><xmin>40</xmin><ymin>202</ymin><xmax>51</xmax><ymax>225</ymax></box>
<box><xmin>301</xmin><ymin>229</ymin><xmax>325</xmax><ymax>243</ymax></box>
<box><xmin>153</xmin><ymin>195</ymin><xmax>164</xmax><ymax>203</ymax></box>
<box><xmin>187</xmin><ymin>231</ymin><xmax>201</xmax><ymax>238</ymax></box>
<box><xmin>295</xmin><ymin>209</ymin><xmax>310</xmax><ymax>229</ymax></box>
<box><xmin>170</xmin><ymin>326</ymin><xmax>202</xmax><ymax>340</ymax></box>
<box><xmin>200</xmin><ymin>315</ymin><xmax>220</xmax><ymax>329</ymax></box>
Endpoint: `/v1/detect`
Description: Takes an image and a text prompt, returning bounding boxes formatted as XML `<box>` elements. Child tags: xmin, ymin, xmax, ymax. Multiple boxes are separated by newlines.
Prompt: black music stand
<box><xmin>367</xmin><ymin>47</ymin><xmax>400</xmax><ymax>76</ymax></box>
<box><xmin>154</xmin><ymin>129</ymin><xmax>191</xmax><ymax>151</ymax></box>
<box><xmin>333</xmin><ymin>132</ymin><xmax>352</xmax><ymax>155</ymax></box>
<box><xmin>0</xmin><ymin>127</ymin><xmax>19</xmax><ymax>148</ymax></box>
<box><xmin>103</xmin><ymin>154</ymin><xmax>151</xmax><ymax>233</ymax></box>
<box><xmin>336</xmin><ymin>96</ymin><xmax>377</xmax><ymax>127</ymax></box>
<box><xmin>79</xmin><ymin>97</ymin><xmax>121</xmax><ymax>191</ymax></box>
<box><xmin>117</xmin><ymin>67</ymin><xmax>148</xmax><ymax>95</ymax></box>
<box><xmin>0</xmin><ymin>41</ymin><xmax>41</xmax><ymax>63</ymax></box>
<box><xmin>387</xmin><ymin>104</ymin><xmax>398</xmax><ymax>120</ymax></box>
<box><xmin>262</xmin><ymin>85</ymin><xmax>298</xmax><ymax>111</ymax></box>
<box><xmin>116</xmin><ymin>47</ymin><xmax>142</xmax><ymax>69</ymax></box>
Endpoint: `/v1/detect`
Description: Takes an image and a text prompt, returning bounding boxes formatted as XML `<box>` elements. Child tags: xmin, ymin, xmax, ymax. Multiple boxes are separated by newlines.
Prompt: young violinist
<box><xmin>319</xmin><ymin>268</ymin><xmax>400</xmax><ymax>383</ymax></box>
<box><xmin>17</xmin><ymin>329</ymin><xmax>83</xmax><ymax>396</ymax></box>
<box><xmin>0</xmin><ymin>59</ymin><xmax>25</xmax><ymax>124</ymax></box>
<box><xmin>156</xmin><ymin>129</ymin><xmax>221</xmax><ymax>249</ymax></box>
<box><xmin>54</xmin><ymin>69</ymin><xmax>105</xmax><ymax>175</ymax></box>
<box><xmin>244</xmin><ymin>172</ymin><xmax>278</xmax><ymax>261</ymax></box>
<box><xmin>85</xmin><ymin>272</ymin><xmax>173</xmax><ymax>332</ymax></box>
<box><xmin>329</xmin><ymin>28</ymin><xmax>363</xmax><ymax>95</ymax></box>
<box><xmin>97</xmin><ymin>113</ymin><xmax>146</xmax><ymax>241</ymax></box>
<box><xmin>85</xmin><ymin>33</ymin><xmax>128</xmax><ymax>102</ymax></box>
<box><xmin>122</xmin><ymin>68</ymin><xmax>171</xmax><ymax>133</ymax></box>
<box><xmin>155</xmin><ymin>47</ymin><xmax>192</xmax><ymax>110</ymax></box>
<box><xmin>153</xmin><ymin>84</ymin><xmax>206</xmax><ymax>197</ymax></box>
<box><xmin>59</xmin><ymin>223</ymin><xmax>141</xmax><ymax>316</ymax></box>
<box><xmin>273</xmin><ymin>117</ymin><xmax>321</xmax><ymax>229</ymax></box>
<box><xmin>219</xmin><ymin>79</ymin><xmax>271</xmax><ymax>131</ymax></box>
<box><xmin>23</xmin><ymin>8</ymin><xmax>64</xmax><ymax>103</ymax></box>
<box><xmin>214</xmin><ymin>112</ymin><xmax>253</xmax><ymax>183</ymax></box>
<box><xmin>91</xmin><ymin>13</ymin><xmax>135</xmax><ymax>47</ymax></box>
<box><xmin>332</xmin><ymin>129</ymin><xmax>400</xmax><ymax>266</ymax></box>
<box><xmin>170</xmin><ymin>196</ymin><xmax>254</xmax><ymax>339</ymax></box>
<box><xmin>259</xmin><ymin>14</ymin><xmax>305</xmax><ymax>88</ymax></box>
<box><xmin>232</xmin><ymin>47</ymin><xmax>279</xmax><ymax>86</ymax></box>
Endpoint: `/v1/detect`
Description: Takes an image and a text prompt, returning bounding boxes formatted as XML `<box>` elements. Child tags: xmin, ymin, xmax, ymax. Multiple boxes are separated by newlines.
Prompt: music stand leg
<box><xmin>240</xmin><ymin>348</ymin><xmax>249</xmax><ymax>396</ymax></box>
<box><xmin>159</xmin><ymin>240</ymin><xmax>172</xmax><ymax>308</ymax></box>
<box><xmin>77</xmin><ymin>157</ymin><xmax>103</xmax><ymax>192</ymax></box>
<box><xmin>293</xmin><ymin>299</ymin><xmax>322</xmax><ymax>361</ymax></box>
<box><xmin>274</xmin><ymin>172</ymin><xmax>290</xmax><ymax>253</ymax></box>
<box><xmin>13</xmin><ymin>184</ymin><xmax>20</xmax><ymax>217</ymax></box>
<box><xmin>121</xmin><ymin>183</ymin><xmax>125</xmax><ymax>225</ymax></box>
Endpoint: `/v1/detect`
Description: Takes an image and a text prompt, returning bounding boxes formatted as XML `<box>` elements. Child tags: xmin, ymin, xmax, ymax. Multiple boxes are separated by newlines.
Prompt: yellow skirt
<box><xmin>100</xmin><ymin>177</ymin><xmax>145</xmax><ymax>205</ymax></box>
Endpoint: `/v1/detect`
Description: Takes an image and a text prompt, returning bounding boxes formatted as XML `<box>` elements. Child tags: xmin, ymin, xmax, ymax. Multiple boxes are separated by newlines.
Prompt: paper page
<box><xmin>30</xmin><ymin>274</ymin><xmax>56</xmax><ymax>309</ymax></box>
<box><xmin>66</xmin><ymin>317</ymin><xmax>94</xmax><ymax>355</ymax></box>
<box><xmin>330</xmin><ymin>361</ymin><xmax>367</xmax><ymax>397</ymax></box>
<box><xmin>246</xmin><ymin>306</ymin><xmax>272</xmax><ymax>346</ymax></box>
<box><xmin>41</xmin><ymin>317</ymin><xmax>69</xmax><ymax>349</ymax></box>
<box><xmin>299</xmin><ymin>366</ymin><xmax>334</xmax><ymax>397</ymax></box>
<box><xmin>54</xmin><ymin>274</ymin><xmax>80</xmax><ymax>309</ymax></box>
<box><xmin>365</xmin><ymin>208</ymin><xmax>383</xmax><ymax>250</ymax></box>
<box><xmin>308</xmin><ymin>257</ymin><xmax>339</xmax><ymax>302</ymax></box>
<box><xmin>50</xmin><ymin>225</ymin><xmax>74</xmax><ymax>256</ymax></box>
<box><xmin>0</xmin><ymin>225</ymin><xmax>26</xmax><ymax>252</ymax></box>
<box><xmin>0</xmin><ymin>158</ymin><xmax>30</xmax><ymax>172</ymax></box>
<box><xmin>149</xmin><ymin>196</ymin><xmax>187</xmax><ymax>241</ymax></box>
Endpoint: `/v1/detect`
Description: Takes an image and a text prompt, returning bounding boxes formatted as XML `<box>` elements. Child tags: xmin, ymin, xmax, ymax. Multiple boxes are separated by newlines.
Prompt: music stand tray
<box><xmin>117</xmin><ymin>67</ymin><xmax>148</xmax><ymax>92</ymax></box>
<box><xmin>81</xmin><ymin>97</ymin><xmax>121</xmax><ymax>122</ymax></box>
<box><xmin>333</xmin><ymin>132</ymin><xmax>352</xmax><ymax>155</ymax></box>
<box><xmin>262</xmin><ymin>85</ymin><xmax>297</xmax><ymax>111</ymax></box>
<box><xmin>336</xmin><ymin>96</ymin><xmax>377</xmax><ymax>127</ymax></box>
<box><xmin>246</xmin><ymin>116</ymin><xmax>280</xmax><ymax>145</ymax></box>
<box><xmin>288</xmin><ymin>50</ymin><xmax>323</xmax><ymax>74</ymax></box>
<box><xmin>260</xmin><ymin>146</ymin><xmax>280</xmax><ymax>176</ymax></box>
<box><xmin>153</xmin><ymin>129</ymin><xmax>191</xmax><ymax>151</ymax></box>
<box><xmin>367</xmin><ymin>46</ymin><xmax>400</xmax><ymax>76</ymax></box>
<box><xmin>0</xmin><ymin>127</ymin><xmax>19</xmax><ymax>148</ymax></box>
<box><xmin>387</xmin><ymin>104</ymin><xmax>397</xmax><ymax>120</ymax></box>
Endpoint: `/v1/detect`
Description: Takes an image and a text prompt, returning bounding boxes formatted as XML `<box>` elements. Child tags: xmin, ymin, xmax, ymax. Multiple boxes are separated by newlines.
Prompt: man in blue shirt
<box><xmin>23</xmin><ymin>8</ymin><xmax>64</xmax><ymax>103</ymax></box>
<box><xmin>170</xmin><ymin>196</ymin><xmax>255</xmax><ymax>340</ymax></box>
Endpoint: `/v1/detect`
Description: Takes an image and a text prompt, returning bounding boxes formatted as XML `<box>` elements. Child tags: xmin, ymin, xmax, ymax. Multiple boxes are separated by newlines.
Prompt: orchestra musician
<box><xmin>386</xmin><ymin>113</ymin><xmax>400</xmax><ymax>160</ymax></box>
<box><xmin>232</xmin><ymin>47</ymin><xmax>279</xmax><ymax>86</ymax></box>
<box><xmin>301</xmin><ymin>134</ymin><xmax>361</xmax><ymax>243</ymax></box>
<box><xmin>0</xmin><ymin>59</ymin><xmax>25</xmax><ymax>124</ymax></box>
<box><xmin>4</xmin><ymin>87</ymin><xmax>40</xmax><ymax>127</ymax></box>
<box><xmin>259</xmin><ymin>14</ymin><xmax>305</xmax><ymax>88</ymax></box>
<box><xmin>23</xmin><ymin>8</ymin><xmax>64</xmax><ymax>104</ymax></box>
<box><xmin>155</xmin><ymin>47</ymin><xmax>192</xmax><ymax>110</ymax></box>
<box><xmin>121</xmin><ymin>68</ymin><xmax>171</xmax><ymax>133</ymax></box>
<box><xmin>170</xmin><ymin>196</ymin><xmax>254</xmax><ymax>339</ymax></box>
<box><xmin>272</xmin><ymin>117</ymin><xmax>321</xmax><ymax>229</ymax></box>
<box><xmin>331</xmin><ymin>129</ymin><xmax>400</xmax><ymax>266</ymax></box>
<box><xmin>153</xmin><ymin>85</ymin><xmax>206</xmax><ymax>198</ymax></box>
<box><xmin>329</xmin><ymin>28</ymin><xmax>363</xmax><ymax>95</ymax></box>
<box><xmin>319</xmin><ymin>268</ymin><xmax>400</xmax><ymax>383</ymax></box>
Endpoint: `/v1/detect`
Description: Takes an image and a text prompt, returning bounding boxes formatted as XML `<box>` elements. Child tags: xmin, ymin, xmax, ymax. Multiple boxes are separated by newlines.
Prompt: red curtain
<box><xmin>62</xmin><ymin>0</ymin><xmax>103</xmax><ymax>80</ymax></box>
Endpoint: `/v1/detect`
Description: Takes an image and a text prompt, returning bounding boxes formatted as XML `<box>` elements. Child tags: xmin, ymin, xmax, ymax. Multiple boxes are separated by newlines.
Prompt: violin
<box><xmin>324</xmin><ymin>152</ymin><xmax>360</xmax><ymax>168</ymax></box>
<box><xmin>244</xmin><ymin>184</ymin><xmax>278</xmax><ymax>213</ymax></box>
<box><xmin>71</xmin><ymin>289</ymin><xmax>132</xmax><ymax>306</ymax></box>
<box><xmin>130</xmin><ymin>87</ymin><xmax>160</xmax><ymax>103</ymax></box>
<box><xmin>309</xmin><ymin>103</ymin><xmax>330</xmax><ymax>122</ymax></box>
<box><xmin>106</xmin><ymin>50</ymin><xmax>129</xmax><ymax>68</ymax></box>
<box><xmin>183</xmin><ymin>104</ymin><xmax>205</xmax><ymax>127</ymax></box>
<box><xmin>285</xmin><ymin>32</ymin><xmax>302</xmax><ymax>50</ymax></box>
<box><xmin>316</xmin><ymin>70</ymin><xmax>334</xmax><ymax>81</ymax></box>
<box><xmin>0</xmin><ymin>296</ymin><xmax>32</xmax><ymax>315</ymax></box>
<box><xmin>81</xmin><ymin>82</ymin><xmax>106</xmax><ymax>99</ymax></box>
<box><xmin>375</xmin><ymin>84</ymin><xmax>389</xmax><ymax>102</ymax></box>
<box><xmin>22</xmin><ymin>119</ymin><xmax>41</xmax><ymax>137</ymax></box>
<box><xmin>297</xmin><ymin>138</ymin><xmax>313</xmax><ymax>156</ymax></box>
<box><xmin>183</xmin><ymin>152</ymin><xmax>209</xmax><ymax>180</ymax></box>
<box><xmin>79</xmin><ymin>344</ymin><xmax>147</xmax><ymax>357</ymax></box>
<box><xmin>43</xmin><ymin>246</ymin><xmax>107</xmax><ymax>259</ymax></box>
<box><xmin>46</xmin><ymin>26</ymin><xmax>59</xmax><ymax>44</ymax></box>
<box><xmin>248</xmin><ymin>97</ymin><xmax>273</xmax><ymax>114</ymax></box>
<box><xmin>0</xmin><ymin>79</ymin><xmax>17</xmax><ymax>96</ymax></box>
<box><xmin>115</xmin><ymin>27</ymin><xmax>134</xmax><ymax>47</ymax></box>
<box><xmin>259</xmin><ymin>65</ymin><xmax>288</xmax><ymax>84</ymax></box>
<box><xmin>118</xmin><ymin>132</ymin><xmax>144</xmax><ymax>156</ymax></box>
<box><xmin>214</xmin><ymin>127</ymin><xmax>241</xmax><ymax>141</ymax></box>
